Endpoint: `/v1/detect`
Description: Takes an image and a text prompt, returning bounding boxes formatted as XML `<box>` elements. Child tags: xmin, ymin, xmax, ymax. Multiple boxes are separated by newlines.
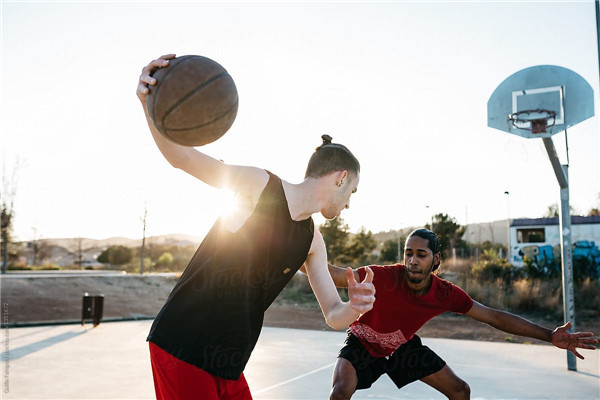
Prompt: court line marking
<box><xmin>253</xmin><ymin>362</ymin><xmax>336</xmax><ymax>394</ymax></box>
<box><xmin>453</xmin><ymin>362</ymin><xmax>557</xmax><ymax>373</ymax></box>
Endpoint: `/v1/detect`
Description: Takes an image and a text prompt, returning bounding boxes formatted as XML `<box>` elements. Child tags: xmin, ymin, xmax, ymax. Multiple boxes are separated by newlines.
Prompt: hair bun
<box><xmin>321</xmin><ymin>134</ymin><xmax>333</xmax><ymax>145</ymax></box>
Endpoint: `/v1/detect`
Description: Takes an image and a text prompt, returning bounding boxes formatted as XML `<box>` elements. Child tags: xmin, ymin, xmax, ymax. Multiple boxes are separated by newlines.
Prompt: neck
<box><xmin>282</xmin><ymin>178</ymin><xmax>328</xmax><ymax>221</ymax></box>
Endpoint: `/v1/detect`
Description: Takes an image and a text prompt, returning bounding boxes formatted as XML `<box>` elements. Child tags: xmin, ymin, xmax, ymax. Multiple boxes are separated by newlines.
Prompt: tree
<box><xmin>345</xmin><ymin>228</ymin><xmax>377</xmax><ymax>264</ymax></box>
<box><xmin>30</xmin><ymin>236</ymin><xmax>52</xmax><ymax>266</ymax></box>
<box><xmin>588</xmin><ymin>193</ymin><xmax>600</xmax><ymax>216</ymax></box>
<box><xmin>426</xmin><ymin>213</ymin><xmax>465</xmax><ymax>259</ymax></box>
<box><xmin>1</xmin><ymin>160</ymin><xmax>20</xmax><ymax>273</ymax></box>
<box><xmin>97</xmin><ymin>245</ymin><xmax>133</xmax><ymax>266</ymax></box>
<box><xmin>544</xmin><ymin>203</ymin><xmax>576</xmax><ymax>217</ymax></box>
<box><xmin>379</xmin><ymin>238</ymin><xmax>399</xmax><ymax>263</ymax></box>
<box><xmin>319</xmin><ymin>217</ymin><xmax>350</xmax><ymax>262</ymax></box>
<box><xmin>67</xmin><ymin>237</ymin><xmax>94</xmax><ymax>267</ymax></box>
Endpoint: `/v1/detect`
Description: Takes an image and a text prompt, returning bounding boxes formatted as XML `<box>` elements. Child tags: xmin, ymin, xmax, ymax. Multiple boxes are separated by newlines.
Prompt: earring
<box><xmin>337</xmin><ymin>182</ymin><xmax>342</xmax><ymax>187</ymax></box>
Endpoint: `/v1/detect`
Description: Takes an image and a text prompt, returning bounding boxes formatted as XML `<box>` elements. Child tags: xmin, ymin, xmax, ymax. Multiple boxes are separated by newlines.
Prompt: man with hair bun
<box><xmin>324</xmin><ymin>228</ymin><xmax>597</xmax><ymax>400</ymax></box>
<box><xmin>137</xmin><ymin>54</ymin><xmax>376</xmax><ymax>400</ymax></box>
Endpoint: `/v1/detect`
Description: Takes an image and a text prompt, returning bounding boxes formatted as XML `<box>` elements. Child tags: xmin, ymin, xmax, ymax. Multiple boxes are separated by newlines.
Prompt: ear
<box><xmin>332</xmin><ymin>170</ymin><xmax>348</xmax><ymax>186</ymax></box>
<box><xmin>433</xmin><ymin>252</ymin><xmax>441</xmax><ymax>266</ymax></box>
<box><xmin>338</xmin><ymin>170</ymin><xmax>348</xmax><ymax>183</ymax></box>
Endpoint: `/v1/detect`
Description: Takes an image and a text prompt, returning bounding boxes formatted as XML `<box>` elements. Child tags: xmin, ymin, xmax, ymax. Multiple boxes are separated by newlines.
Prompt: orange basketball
<box><xmin>146</xmin><ymin>55</ymin><xmax>239</xmax><ymax>146</ymax></box>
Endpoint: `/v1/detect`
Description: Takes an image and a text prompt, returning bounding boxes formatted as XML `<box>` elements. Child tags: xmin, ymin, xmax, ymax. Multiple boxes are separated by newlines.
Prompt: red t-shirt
<box><xmin>352</xmin><ymin>264</ymin><xmax>473</xmax><ymax>357</ymax></box>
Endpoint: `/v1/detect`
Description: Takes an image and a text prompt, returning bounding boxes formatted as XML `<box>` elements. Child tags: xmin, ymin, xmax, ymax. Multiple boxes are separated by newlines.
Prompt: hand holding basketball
<box><xmin>347</xmin><ymin>266</ymin><xmax>375</xmax><ymax>315</ymax></box>
<box><xmin>137</xmin><ymin>54</ymin><xmax>175</xmax><ymax>102</ymax></box>
<box><xmin>137</xmin><ymin>53</ymin><xmax>239</xmax><ymax>147</ymax></box>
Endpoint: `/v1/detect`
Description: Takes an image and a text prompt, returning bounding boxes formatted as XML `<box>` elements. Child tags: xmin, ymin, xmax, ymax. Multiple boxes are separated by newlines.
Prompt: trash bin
<box><xmin>81</xmin><ymin>292</ymin><xmax>104</xmax><ymax>327</ymax></box>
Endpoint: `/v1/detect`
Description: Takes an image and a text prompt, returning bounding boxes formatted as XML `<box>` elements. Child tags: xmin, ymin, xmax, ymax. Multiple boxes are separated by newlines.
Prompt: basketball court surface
<box><xmin>2</xmin><ymin>320</ymin><xmax>598</xmax><ymax>399</ymax></box>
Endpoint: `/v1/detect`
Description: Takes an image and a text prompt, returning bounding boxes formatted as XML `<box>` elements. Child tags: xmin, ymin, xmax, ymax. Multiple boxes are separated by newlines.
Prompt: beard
<box><xmin>406</xmin><ymin>260</ymin><xmax>436</xmax><ymax>284</ymax></box>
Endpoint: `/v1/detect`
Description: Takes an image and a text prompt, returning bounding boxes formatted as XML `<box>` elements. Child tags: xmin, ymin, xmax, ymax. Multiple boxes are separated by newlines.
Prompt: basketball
<box><xmin>146</xmin><ymin>55</ymin><xmax>238</xmax><ymax>147</ymax></box>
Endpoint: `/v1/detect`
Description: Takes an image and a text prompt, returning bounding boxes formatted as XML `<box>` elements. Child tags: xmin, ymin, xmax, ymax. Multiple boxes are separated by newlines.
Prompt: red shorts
<box><xmin>149</xmin><ymin>342</ymin><xmax>253</xmax><ymax>400</ymax></box>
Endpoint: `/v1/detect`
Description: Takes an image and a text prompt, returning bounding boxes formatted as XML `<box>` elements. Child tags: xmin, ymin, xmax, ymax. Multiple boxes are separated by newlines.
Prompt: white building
<box><xmin>509</xmin><ymin>216</ymin><xmax>600</xmax><ymax>267</ymax></box>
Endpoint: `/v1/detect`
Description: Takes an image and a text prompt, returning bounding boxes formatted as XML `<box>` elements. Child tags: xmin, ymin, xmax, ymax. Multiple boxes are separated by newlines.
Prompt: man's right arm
<box><xmin>136</xmin><ymin>54</ymin><xmax>268</xmax><ymax>199</ymax></box>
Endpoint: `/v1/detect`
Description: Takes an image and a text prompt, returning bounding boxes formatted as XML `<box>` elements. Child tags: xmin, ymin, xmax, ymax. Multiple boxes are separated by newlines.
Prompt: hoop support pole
<box><xmin>542</xmin><ymin>138</ymin><xmax>568</xmax><ymax>188</ymax></box>
<box><xmin>543</xmin><ymin>137</ymin><xmax>576</xmax><ymax>371</ymax></box>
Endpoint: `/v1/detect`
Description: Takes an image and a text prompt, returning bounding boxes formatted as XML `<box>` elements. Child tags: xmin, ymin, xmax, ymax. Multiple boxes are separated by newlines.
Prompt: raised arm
<box><xmin>136</xmin><ymin>54</ymin><xmax>268</xmax><ymax>198</ymax></box>
<box><xmin>303</xmin><ymin>229</ymin><xmax>375</xmax><ymax>330</ymax></box>
<box><xmin>466</xmin><ymin>301</ymin><xmax>598</xmax><ymax>359</ymax></box>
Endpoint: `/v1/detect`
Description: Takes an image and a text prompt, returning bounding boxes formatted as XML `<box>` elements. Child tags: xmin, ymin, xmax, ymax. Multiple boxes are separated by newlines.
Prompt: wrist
<box><xmin>347</xmin><ymin>301</ymin><xmax>362</xmax><ymax>319</ymax></box>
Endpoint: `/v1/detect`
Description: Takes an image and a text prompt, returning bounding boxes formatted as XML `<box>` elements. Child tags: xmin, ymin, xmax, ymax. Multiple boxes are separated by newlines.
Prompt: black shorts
<box><xmin>338</xmin><ymin>332</ymin><xmax>446</xmax><ymax>390</ymax></box>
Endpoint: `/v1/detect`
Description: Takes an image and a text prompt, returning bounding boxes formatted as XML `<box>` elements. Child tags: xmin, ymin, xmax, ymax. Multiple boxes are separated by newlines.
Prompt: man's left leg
<box><xmin>385</xmin><ymin>335</ymin><xmax>469</xmax><ymax>399</ymax></box>
<box><xmin>420</xmin><ymin>365</ymin><xmax>470</xmax><ymax>400</ymax></box>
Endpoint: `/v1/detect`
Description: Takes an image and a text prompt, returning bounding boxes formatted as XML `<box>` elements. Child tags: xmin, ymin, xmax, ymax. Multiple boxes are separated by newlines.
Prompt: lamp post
<box><xmin>504</xmin><ymin>191</ymin><xmax>510</xmax><ymax>261</ymax></box>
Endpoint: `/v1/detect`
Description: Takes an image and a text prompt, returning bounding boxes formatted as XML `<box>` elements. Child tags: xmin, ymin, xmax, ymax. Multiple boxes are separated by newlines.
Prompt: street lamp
<box><xmin>504</xmin><ymin>191</ymin><xmax>510</xmax><ymax>261</ymax></box>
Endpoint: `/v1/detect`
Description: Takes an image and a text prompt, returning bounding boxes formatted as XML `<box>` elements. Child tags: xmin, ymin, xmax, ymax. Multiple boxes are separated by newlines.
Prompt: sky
<box><xmin>2</xmin><ymin>0</ymin><xmax>599</xmax><ymax>242</ymax></box>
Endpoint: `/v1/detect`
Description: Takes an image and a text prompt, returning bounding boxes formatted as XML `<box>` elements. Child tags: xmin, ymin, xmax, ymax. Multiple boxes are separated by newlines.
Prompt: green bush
<box><xmin>470</xmin><ymin>248</ymin><xmax>520</xmax><ymax>284</ymax></box>
<box><xmin>573</xmin><ymin>256</ymin><xmax>599</xmax><ymax>281</ymax></box>
<box><xmin>98</xmin><ymin>245</ymin><xmax>133</xmax><ymax>266</ymax></box>
<box><xmin>157</xmin><ymin>252</ymin><xmax>174</xmax><ymax>266</ymax></box>
<box><xmin>522</xmin><ymin>257</ymin><xmax>560</xmax><ymax>279</ymax></box>
<box><xmin>275</xmin><ymin>272</ymin><xmax>318</xmax><ymax>305</ymax></box>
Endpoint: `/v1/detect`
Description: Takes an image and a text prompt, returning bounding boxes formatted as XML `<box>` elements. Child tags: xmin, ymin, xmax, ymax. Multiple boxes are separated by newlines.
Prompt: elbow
<box><xmin>167</xmin><ymin>152</ymin><xmax>191</xmax><ymax>170</ymax></box>
<box><xmin>325</xmin><ymin>317</ymin><xmax>347</xmax><ymax>331</ymax></box>
<box><xmin>324</xmin><ymin>310</ymin><xmax>351</xmax><ymax>330</ymax></box>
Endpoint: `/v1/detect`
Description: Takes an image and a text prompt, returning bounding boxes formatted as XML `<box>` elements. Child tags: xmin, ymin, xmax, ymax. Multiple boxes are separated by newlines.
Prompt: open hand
<box><xmin>136</xmin><ymin>54</ymin><xmax>176</xmax><ymax>103</ymax></box>
<box><xmin>551</xmin><ymin>321</ymin><xmax>598</xmax><ymax>360</ymax></box>
<box><xmin>347</xmin><ymin>267</ymin><xmax>375</xmax><ymax>315</ymax></box>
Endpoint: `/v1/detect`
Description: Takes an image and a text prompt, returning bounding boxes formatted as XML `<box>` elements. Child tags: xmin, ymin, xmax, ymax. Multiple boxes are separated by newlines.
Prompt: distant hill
<box><xmin>16</xmin><ymin>234</ymin><xmax>203</xmax><ymax>267</ymax></box>
<box><xmin>38</xmin><ymin>234</ymin><xmax>203</xmax><ymax>250</ymax></box>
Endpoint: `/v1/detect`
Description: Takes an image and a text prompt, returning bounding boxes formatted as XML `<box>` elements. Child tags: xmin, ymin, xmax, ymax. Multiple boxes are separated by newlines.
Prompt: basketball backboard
<box><xmin>487</xmin><ymin>65</ymin><xmax>594</xmax><ymax>138</ymax></box>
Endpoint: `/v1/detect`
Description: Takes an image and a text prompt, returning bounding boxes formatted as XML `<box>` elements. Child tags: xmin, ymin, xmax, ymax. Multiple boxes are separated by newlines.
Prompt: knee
<box><xmin>330</xmin><ymin>382</ymin><xmax>355</xmax><ymax>400</ymax></box>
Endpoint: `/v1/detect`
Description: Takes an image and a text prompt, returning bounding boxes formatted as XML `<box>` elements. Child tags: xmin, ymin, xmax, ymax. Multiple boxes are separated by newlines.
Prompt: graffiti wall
<box><xmin>509</xmin><ymin>217</ymin><xmax>600</xmax><ymax>273</ymax></box>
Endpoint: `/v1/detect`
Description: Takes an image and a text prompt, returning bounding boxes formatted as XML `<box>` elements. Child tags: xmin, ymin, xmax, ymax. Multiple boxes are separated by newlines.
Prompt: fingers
<box><xmin>137</xmin><ymin>54</ymin><xmax>175</xmax><ymax>100</ymax></box>
<box><xmin>577</xmin><ymin>343</ymin><xmax>598</xmax><ymax>350</ymax></box>
<box><xmin>572</xmin><ymin>332</ymin><xmax>596</xmax><ymax>339</ymax></box>
<box><xmin>349</xmin><ymin>289</ymin><xmax>375</xmax><ymax>314</ymax></box>
<box><xmin>348</xmin><ymin>267</ymin><xmax>375</xmax><ymax>315</ymax></box>
<box><xmin>140</xmin><ymin>58</ymin><xmax>170</xmax><ymax>82</ymax></box>
<box><xmin>346</xmin><ymin>267</ymin><xmax>357</xmax><ymax>286</ymax></box>
<box><xmin>571</xmin><ymin>348</ymin><xmax>584</xmax><ymax>360</ymax></box>
<box><xmin>575</xmin><ymin>335</ymin><xmax>598</xmax><ymax>349</ymax></box>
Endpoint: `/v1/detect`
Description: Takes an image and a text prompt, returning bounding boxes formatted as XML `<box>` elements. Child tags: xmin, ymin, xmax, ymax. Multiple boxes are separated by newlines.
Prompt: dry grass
<box><xmin>463</xmin><ymin>278</ymin><xmax>509</xmax><ymax>310</ymax></box>
<box><xmin>507</xmin><ymin>279</ymin><xmax>561</xmax><ymax>315</ymax></box>
<box><xmin>441</xmin><ymin>258</ymin><xmax>598</xmax><ymax>321</ymax></box>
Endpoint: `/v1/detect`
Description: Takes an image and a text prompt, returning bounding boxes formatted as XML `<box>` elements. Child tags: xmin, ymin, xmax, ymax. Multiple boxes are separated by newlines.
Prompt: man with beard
<box><xmin>321</xmin><ymin>228</ymin><xmax>597</xmax><ymax>399</ymax></box>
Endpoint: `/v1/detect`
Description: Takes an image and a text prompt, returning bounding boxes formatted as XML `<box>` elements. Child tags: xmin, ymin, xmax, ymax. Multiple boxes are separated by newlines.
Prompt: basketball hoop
<box><xmin>508</xmin><ymin>109</ymin><xmax>556</xmax><ymax>134</ymax></box>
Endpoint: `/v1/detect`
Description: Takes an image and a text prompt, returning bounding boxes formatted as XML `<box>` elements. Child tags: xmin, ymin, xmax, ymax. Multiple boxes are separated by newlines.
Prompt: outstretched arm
<box><xmin>303</xmin><ymin>229</ymin><xmax>375</xmax><ymax>330</ymax></box>
<box><xmin>466</xmin><ymin>301</ymin><xmax>598</xmax><ymax>359</ymax></box>
<box><xmin>136</xmin><ymin>54</ymin><xmax>268</xmax><ymax>199</ymax></box>
<box><xmin>299</xmin><ymin>263</ymin><xmax>357</xmax><ymax>288</ymax></box>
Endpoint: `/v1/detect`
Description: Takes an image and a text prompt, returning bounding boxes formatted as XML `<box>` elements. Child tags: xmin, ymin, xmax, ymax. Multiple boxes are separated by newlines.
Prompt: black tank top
<box><xmin>147</xmin><ymin>171</ymin><xmax>315</xmax><ymax>379</ymax></box>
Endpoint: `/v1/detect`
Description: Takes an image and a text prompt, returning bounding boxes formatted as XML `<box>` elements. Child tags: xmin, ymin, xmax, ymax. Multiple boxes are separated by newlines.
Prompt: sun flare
<box><xmin>217</xmin><ymin>190</ymin><xmax>239</xmax><ymax>217</ymax></box>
